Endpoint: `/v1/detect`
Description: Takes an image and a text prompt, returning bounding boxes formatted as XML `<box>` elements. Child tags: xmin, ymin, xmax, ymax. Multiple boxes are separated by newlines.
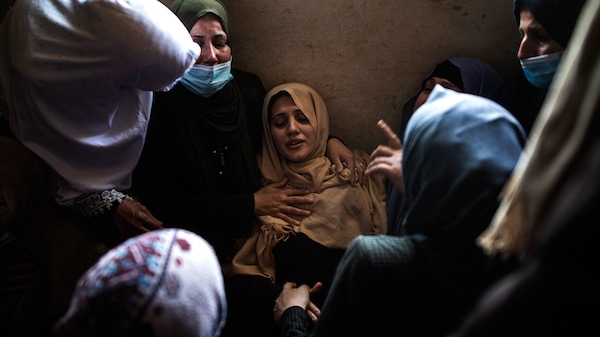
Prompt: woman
<box><xmin>53</xmin><ymin>228</ymin><xmax>227</xmax><ymax>337</ymax></box>
<box><xmin>276</xmin><ymin>86</ymin><xmax>527</xmax><ymax>337</ymax></box>
<box><xmin>0</xmin><ymin>0</ymin><xmax>201</xmax><ymax>245</ymax></box>
<box><xmin>510</xmin><ymin>0</ymin><xmax>586</xmax><ymax>134</ymax></box>
<box><xmin>222</xmin><ymin>82</ymin><xmax>388</xmax><ymax>337</ymax></box>
<box><xmin>132</xmin><ymin>0</ymin><xmax>359</xmax><ymax>263</ymax></box>
<box><xmin>373</xmin><ymin>57</ymin><xmax>512</xmax><ymax>236</ymax></box>
<box><xmin>450</xmin><ymin>2</ymin><xmax>599</xmax><ymax>334</ymax></box>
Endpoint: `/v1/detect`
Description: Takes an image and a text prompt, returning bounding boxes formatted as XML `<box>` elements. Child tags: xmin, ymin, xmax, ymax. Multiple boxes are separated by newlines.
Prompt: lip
<box><xmin>286</xmin><ymin>138</ymin><xmax>304</xmax><ymax>148</ymax></box>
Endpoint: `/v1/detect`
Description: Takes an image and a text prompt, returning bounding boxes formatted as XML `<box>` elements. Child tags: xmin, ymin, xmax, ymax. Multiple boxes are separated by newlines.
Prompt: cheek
<box><xmin>413</xmin><ymin>93</ymin><xmax>428</xmax><ymax>112</ymax></box>
<box><xmin>303</xmin><ymin>127</ymin><xmax>317</xmax><ymax>148</ymax></box>
<box><xmin>217</xmin><ymin>46</ymin><xmax>232</xmax><ymax>63</ymax></box>
<box><xmin>542</xmin><ymin>41</ymin><xmax>565</xmax><ymax>55</ymax></box>
<box><xmin>271</xmin><ymin>130</ymin><xmax>287</xmax><ymax>149</ymax></box>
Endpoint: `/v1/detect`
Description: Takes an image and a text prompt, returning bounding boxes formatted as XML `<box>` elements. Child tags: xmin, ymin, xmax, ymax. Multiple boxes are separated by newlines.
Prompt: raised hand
<box><xmin>365</xmin><ymin>119</ymin><xmax>404</xmax><ymax>194</ymax></box>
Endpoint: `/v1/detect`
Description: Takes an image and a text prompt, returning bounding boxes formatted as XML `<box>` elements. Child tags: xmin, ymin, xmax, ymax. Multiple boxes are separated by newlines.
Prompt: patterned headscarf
<box><xmin>54</xmin><ymin>229</ymin><xmax>227</xmax><ymax>337</ymax></box>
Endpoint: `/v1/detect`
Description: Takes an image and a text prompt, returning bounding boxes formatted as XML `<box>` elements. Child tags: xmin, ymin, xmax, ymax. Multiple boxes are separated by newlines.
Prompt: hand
<box><xmin>113</xmin><ymin>198</ymin><xmax>164</xmax><ymax>239</ymax></box>
<box><xmin>365</xmin><ymin>119</ymin><xmax>404</xmax><ymax>194</ymax></box>
<box><xmin>326</xmin><ymin>137</ymin><xmax>366</xmax><ymax>186</ymax></box>
<box><xmin>254</xmin><ymin>178</ymin><xmax>313</xmax><ymax>226</ymax></box>
<box><xmin>274</xmin><ymin>282</ymin><xmax>323</xmax><ymax>325</ymax></box>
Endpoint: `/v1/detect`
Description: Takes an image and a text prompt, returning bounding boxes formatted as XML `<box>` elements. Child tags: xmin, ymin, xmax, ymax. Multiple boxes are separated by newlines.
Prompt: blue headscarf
<box><xmin>388</xmin><ymin>57</ymin><xmax>512</xmax><ymax>235</ymax></box>
<box><xmin>400</xmin><ymin>86</ymin><xmax>526</xmax><ymax>246</ymax></box>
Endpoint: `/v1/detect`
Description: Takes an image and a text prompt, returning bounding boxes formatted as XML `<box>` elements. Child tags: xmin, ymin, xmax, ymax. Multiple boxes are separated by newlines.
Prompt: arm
<box><xmin>70</xmin><ymin>190</ymin><xmax>163</xmax><ymax>240</ymax></box>
<box><xmin>279</xmin><ymin>306</ymin><xmax>311</xmax><ymax>337</ymax></box>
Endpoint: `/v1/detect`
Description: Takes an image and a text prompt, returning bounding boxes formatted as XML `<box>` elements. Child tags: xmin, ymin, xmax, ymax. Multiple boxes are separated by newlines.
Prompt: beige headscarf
<box><xmin>477</xmin><ymin>0</ymin><xmax>599</xmax><ymax>261</ymax></box>
<box><xmin>225</xmin><ymin>82</ymin><xmax>387</xmax><ymax>282</ymax></box>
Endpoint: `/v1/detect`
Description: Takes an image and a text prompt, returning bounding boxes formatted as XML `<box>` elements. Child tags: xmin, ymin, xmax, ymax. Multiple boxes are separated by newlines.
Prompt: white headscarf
<box><xmin>54</xmin><ymin>229</ymin><xmax>227</xmax><ymax>337</ymax></box>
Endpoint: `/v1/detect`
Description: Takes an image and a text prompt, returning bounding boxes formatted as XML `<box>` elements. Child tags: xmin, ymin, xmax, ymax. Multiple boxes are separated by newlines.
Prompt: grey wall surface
<box><xmin>170</xmin><ymin>0</ymin><xmax>522</xmax><ymax>152</ymax></box>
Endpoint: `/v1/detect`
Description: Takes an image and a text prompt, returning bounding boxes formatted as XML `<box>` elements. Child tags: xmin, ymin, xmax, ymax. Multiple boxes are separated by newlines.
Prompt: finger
<box><xmin>354</xmin><ymin>157</ymin><xmax>367</xmax><ymax>184</ymax></box>
<box><xmin>370</xmin><ymin>145</ymin><xmax>396</xmax><ymax>159</ymax></box>
<box><xmin>307</xmin><ymin>301</ymin><xmax>321</xmax><ymax>318</ymax></box>
<box><xmin>285</xmin><ymin>188</ymin><xmax>311</xmax><ymax>197</ymax></box>
<box><xmin>332</xmin><ymin>157</ymin><xmax>344</xmax><ymax>173</ymax></box>
<box><xmin>307</xmin><ymin>310</ymin><xmax>318</xmax><ymax>323</ymax></box>
<box><xmin>282</xmin><ymin>282</ymin><xmax>298</xmax><ymax>289</ymax></box>
<box><xmin>377</xmin><ymin>119</ymin><xmax>402</xmax><ymax>149</ymax></box>
<box><xmin>310</xmin><ymin>281</ymin><xmax>323</xmax><ymax>294</ymax></box>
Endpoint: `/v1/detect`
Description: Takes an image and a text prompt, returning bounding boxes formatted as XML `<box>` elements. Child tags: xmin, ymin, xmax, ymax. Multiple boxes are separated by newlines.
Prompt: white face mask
<box><xmin>180</xmin><ymin>58</ymin><xmax>233</xmax><ymax>97</ymax></box>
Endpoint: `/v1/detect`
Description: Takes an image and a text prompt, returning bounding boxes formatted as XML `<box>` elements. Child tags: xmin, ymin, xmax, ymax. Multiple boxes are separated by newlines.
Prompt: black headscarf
<box><xmin>513</xmin><ymin>0</ymin><xmax>586</xmax><ymax>48</ymax></box>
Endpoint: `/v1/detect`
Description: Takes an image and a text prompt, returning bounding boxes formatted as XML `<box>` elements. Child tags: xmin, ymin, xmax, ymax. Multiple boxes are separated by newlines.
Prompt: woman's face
<box><xmin>413</xmin><ymin>77</ymin><xmax>463</xmax><ymax>111</ymax></box>
<box><xmin>517</xmin><ymin>8</ymin><xmax>564</xmax><ymax>60</ymax></box>
<box><xmin>269</xmin><ymin>95</ymin><xmax>316</xmax><ymax>163</ymax></box>
<box><xmin>189</xmin><ymin>13</ymin><xmax>231</xmax><ymax>65</ymax></box>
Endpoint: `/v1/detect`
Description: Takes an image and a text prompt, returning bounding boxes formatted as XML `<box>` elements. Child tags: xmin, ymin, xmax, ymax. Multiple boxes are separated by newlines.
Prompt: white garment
<box><xmin>0</xmin><ymin>0</ymin><xmax>200</xmax><ymax>203</ymax></box>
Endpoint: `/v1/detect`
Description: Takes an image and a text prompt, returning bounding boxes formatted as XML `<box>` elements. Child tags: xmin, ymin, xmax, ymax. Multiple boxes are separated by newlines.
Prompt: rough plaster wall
<box><xmin>167</xmin><ymin>0</ymin><xmax>522</xmax><ymax>153</ymax></box>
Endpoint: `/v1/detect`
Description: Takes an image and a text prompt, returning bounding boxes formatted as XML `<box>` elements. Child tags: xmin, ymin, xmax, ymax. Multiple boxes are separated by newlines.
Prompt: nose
<box><xmin>287</xmin><ymin>119</ymin><xmax>300</xmax><ymax>134</ymax></box>
<box><xmin>517</xmin><ymin>36</ymin><xmax>535</xmax><ymax>60</ymax></box>
<box><xmin>198</xmin><ymin>44</ymin><xmax>218</xmax><ymax>65</ymax></box>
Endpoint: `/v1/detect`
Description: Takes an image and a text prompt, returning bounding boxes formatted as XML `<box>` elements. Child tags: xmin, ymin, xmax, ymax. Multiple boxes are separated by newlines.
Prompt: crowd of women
<box><xmin>0</xmin><ymin>0</ymin><xmax>596</xmax><ymax>336</ymax></box>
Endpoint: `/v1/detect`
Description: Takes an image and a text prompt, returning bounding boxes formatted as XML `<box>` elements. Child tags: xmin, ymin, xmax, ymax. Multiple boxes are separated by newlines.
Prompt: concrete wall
<box><xmin>173</xmin><ymin>0</ymin><xmax>522</xmax><ymax>152</ymax></box>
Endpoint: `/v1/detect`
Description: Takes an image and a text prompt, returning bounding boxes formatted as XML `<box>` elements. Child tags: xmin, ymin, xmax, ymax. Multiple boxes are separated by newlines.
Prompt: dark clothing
<box><xmin>281</xmin><ymin>307</ymin><xmax>310</xmax><ymax>337</ymax></box>
<box><xmin>509</xmin><ymin>72</ymin><xmax>547</xmax><ymax>135</ymax></box>
<box><xmin>222</xmin><ymin>233</ymin><xmax>345</xmax><ymax>337</ymax></box>
<box><xmin>132</xmin><ymin>69</ymin><xmax>266</xmax><ymax>261</ymax></box>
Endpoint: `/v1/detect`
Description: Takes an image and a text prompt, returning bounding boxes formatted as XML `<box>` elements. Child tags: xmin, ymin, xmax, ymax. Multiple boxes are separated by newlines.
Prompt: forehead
<box><xmin>271</xmin><ymin>95</ymin><xmax>298</xmax><ymax>112</ymax></box>
<box><xmin>519</xmin><ymin>8</ymin><xmax>541</xmax><ymax>29</ymax></box>
<box><xmin>190</xmin><ymin>14</ymin><xmax>226</xmax><ymax>36</ymax></box>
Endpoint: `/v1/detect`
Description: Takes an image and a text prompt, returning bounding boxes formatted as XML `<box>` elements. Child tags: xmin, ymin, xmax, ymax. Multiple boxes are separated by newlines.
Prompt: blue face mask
<box><xmin>520</xmin><ymin>52</ymin><xmax>563</xmax><ymax>89</ymax></box>
<box><xmin>180</xmin><ymin>58</ymin><xmax>234</xmax><ymax>97</ymax></box>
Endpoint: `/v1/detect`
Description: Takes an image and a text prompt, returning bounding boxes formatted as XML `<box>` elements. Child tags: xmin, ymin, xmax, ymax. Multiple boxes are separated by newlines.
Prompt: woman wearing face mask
<box><xmin>510</xmin><ymin>0</ymin><xmax>586</xmax><ymax>134</ymax></box>
<box><xmin>132</xmin><ymin>0</ymin><xmax>359</xmax><ymax>264</ymax></box>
